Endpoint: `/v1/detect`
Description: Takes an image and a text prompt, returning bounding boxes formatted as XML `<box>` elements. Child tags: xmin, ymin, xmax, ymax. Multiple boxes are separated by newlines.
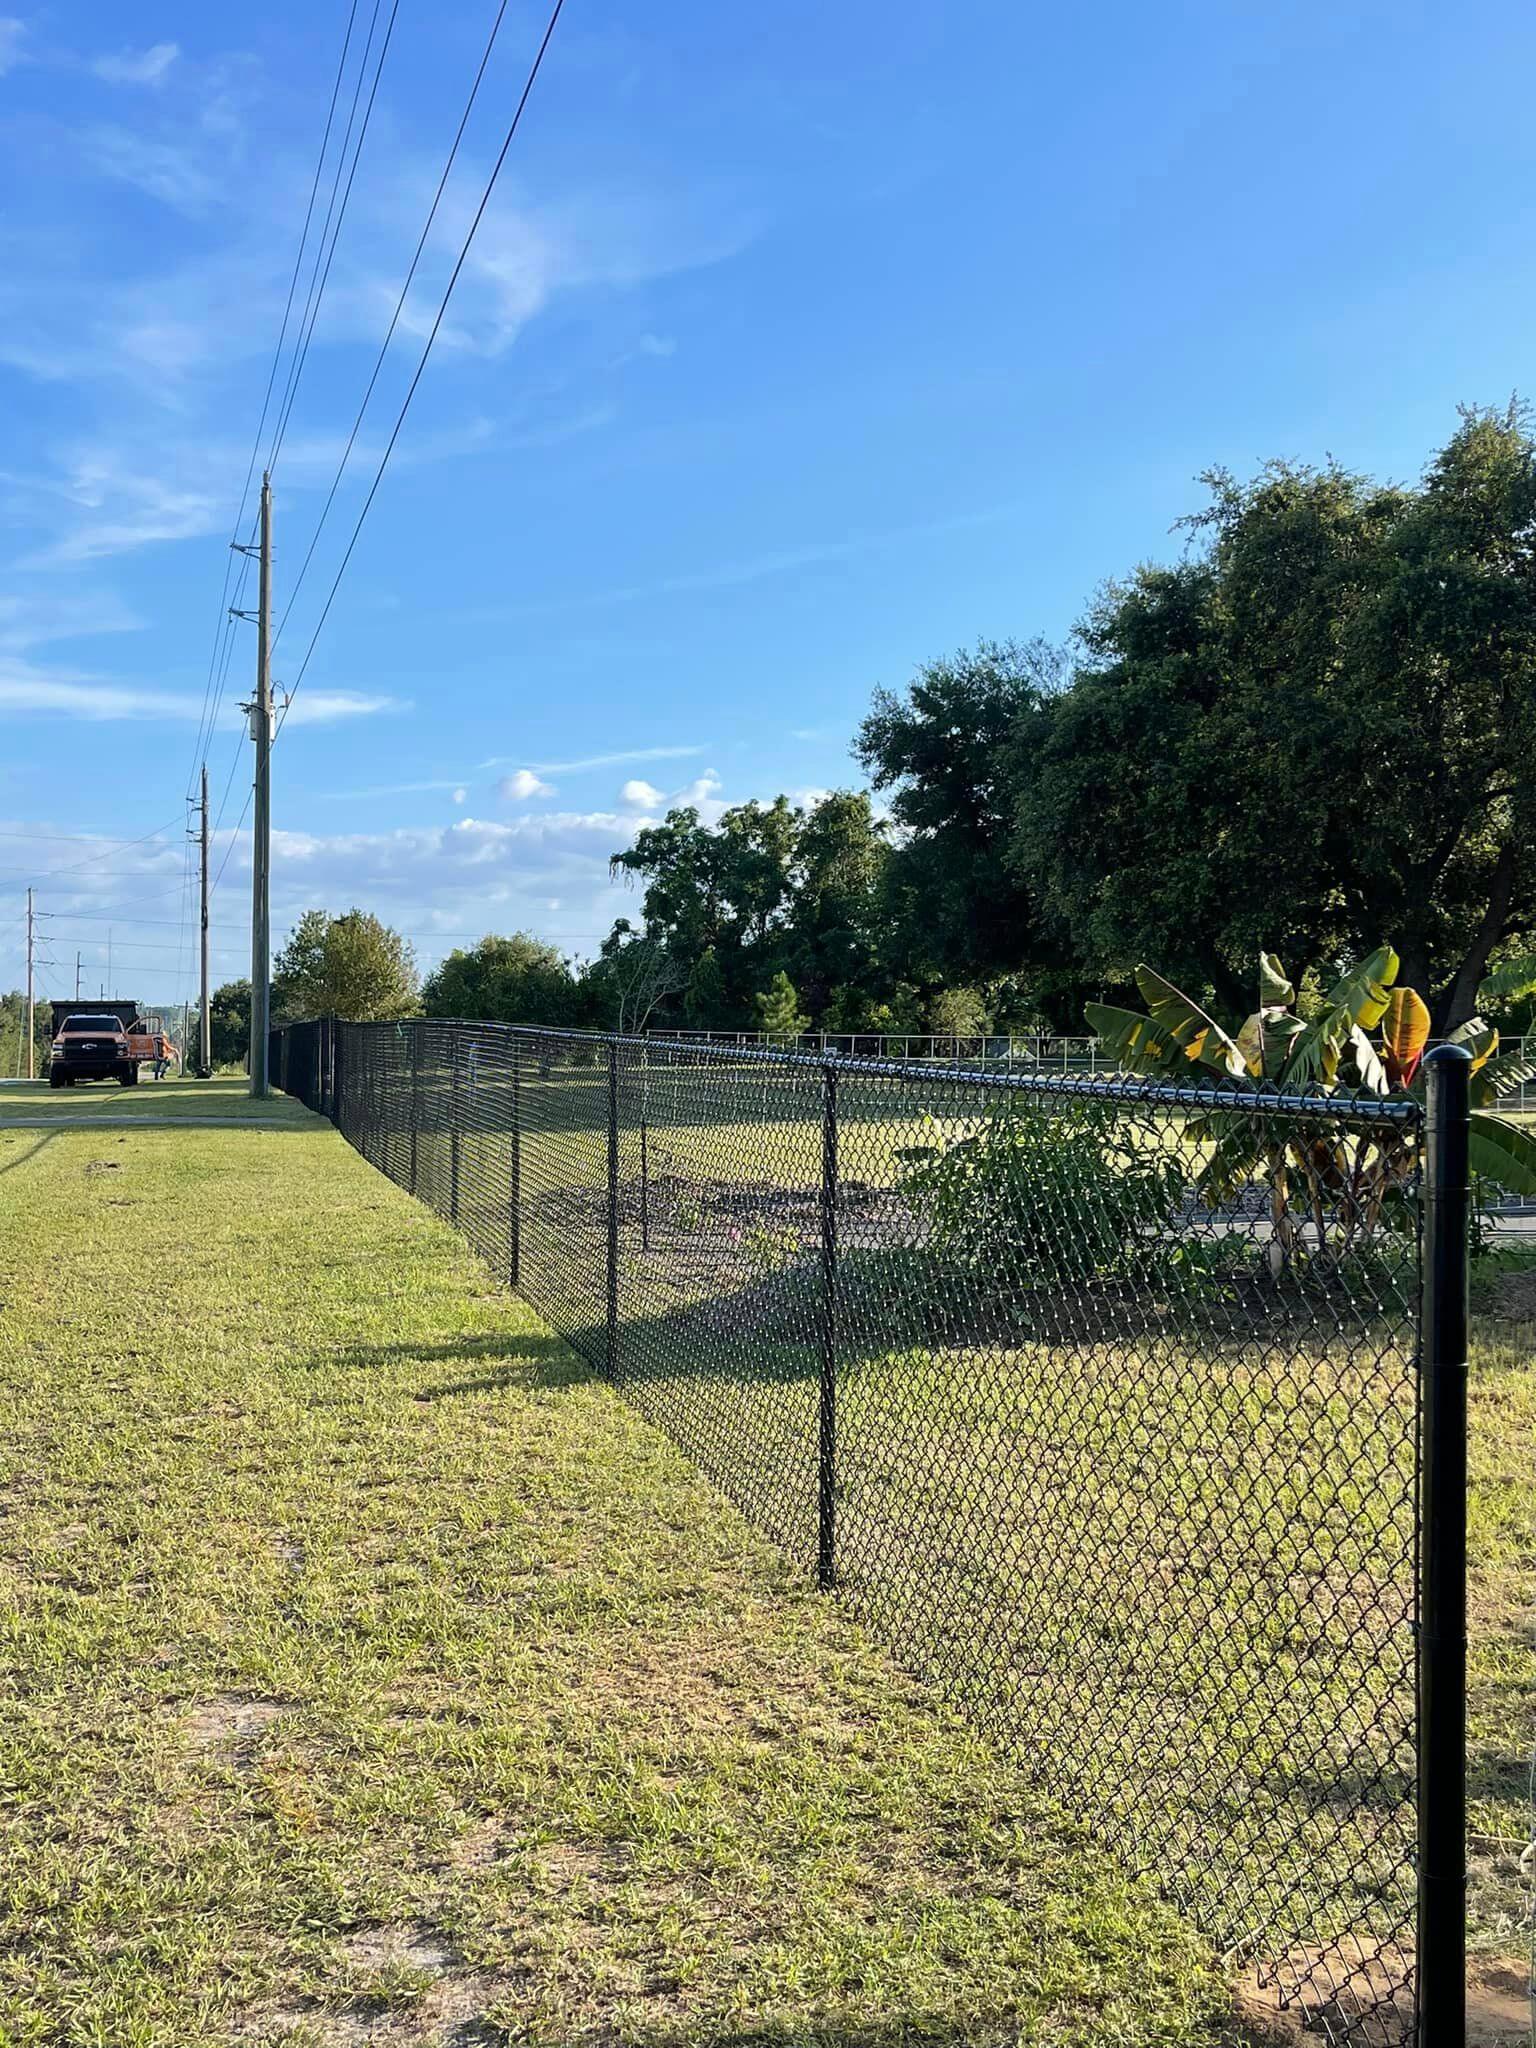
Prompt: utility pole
<box><xmin>75</xmin><ymin>952</ymin><xmax>82</xmax><ymax>1001</ymax></box>
<box><xmin>24</xmin><ymin>888</ymin><xmax>34</xmax><ymax>1080</ymax></box>
<box><xmin>248</xmin><ymin>472</ymin><xmax>273</xmax><ymax>1097</ymax></box>
<box><xmin>195</xmin><ymin>763</ymin><xmax>211</xmax><ymax>1076</ymax></box>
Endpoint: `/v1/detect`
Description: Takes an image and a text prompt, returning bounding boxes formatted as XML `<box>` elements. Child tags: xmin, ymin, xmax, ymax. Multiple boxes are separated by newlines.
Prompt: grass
<box><xmin>0</xmin><ymin>1076</ymin><xmax>309</xmax><ymax>1123</ymax></box>
<box><xmin>0</xmin><ymin>1086</ymin><xmax>1252</xmax><ymax>2048</ymax></box>
<box><xmin>342</xmin><ymin>1048</ymin><xmax>1535</xmax><ymax>2027</ymax></box>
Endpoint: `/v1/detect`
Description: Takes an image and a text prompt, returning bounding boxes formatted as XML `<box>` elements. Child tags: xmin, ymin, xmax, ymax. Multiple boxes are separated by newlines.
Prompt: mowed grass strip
<box><xmin>0</xmin><ymin>1104</ymin><xmax>1244</xmax><ymax>2048</ymax></box>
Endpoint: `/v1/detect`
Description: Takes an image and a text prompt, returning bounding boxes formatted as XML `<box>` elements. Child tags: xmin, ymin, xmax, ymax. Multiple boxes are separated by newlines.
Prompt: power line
<box><xmin>266</xmin><ymin>0</ymin><xmax>402</xmax><ymax>481</ymax></box>
<box><xmin>186</xmin><ymin>0</ymin><xmax>364</xmax><ymax>789</ymax></box>
<box><xmin>274</xmin><ymin>0</ymin><xmax>515</xmax><ymax>654</ymax></box>
<box><xmin>276</xmin><ymin>0</ymin><xmax>567</xmax><ymax>735</ymax></box>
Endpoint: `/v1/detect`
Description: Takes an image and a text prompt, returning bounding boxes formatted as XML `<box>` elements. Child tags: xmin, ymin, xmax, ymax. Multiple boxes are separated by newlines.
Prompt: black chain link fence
<box><xmin>273</xmin><ymin>1015</ymin><xmax>1469</xmax><ymax>2044</ymax></box>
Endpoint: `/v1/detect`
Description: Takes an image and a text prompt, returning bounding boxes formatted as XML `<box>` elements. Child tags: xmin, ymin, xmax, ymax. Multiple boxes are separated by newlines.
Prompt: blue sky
<box><xmin>4</xmin><ymin>0</ymin><xmax>1536</xmax><ymax>1008</ymax></box>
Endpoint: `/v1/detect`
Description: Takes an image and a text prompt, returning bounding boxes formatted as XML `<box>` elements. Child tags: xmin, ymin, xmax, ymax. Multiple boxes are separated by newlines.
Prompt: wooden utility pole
<box><xmin>74</xmin><ymin>952</ymin><xmax>82</xmax><ymax>1001</ymax></box>
<box><xmin>24</xmin><ymin>888</ymin><xmax>34</xmax><ymax>1080</ymax></box>
<box><xmin>198</xmin><ymin>763</ymin><xmax>211</xmax><ymax>1076</ymax></box>
<box><xmin>248</xmin><ymin>472</ymin><xmax>273</xmax><ymax>1097</ymax></box>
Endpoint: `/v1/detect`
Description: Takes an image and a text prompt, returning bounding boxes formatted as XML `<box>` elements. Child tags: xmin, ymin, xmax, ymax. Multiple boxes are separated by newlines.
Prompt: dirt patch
<box><xmin>1487</xmin><ymin>1266</ymin><xmax>1536</xmax><ymax>1323</ymax></box>
<box><xmin>1468</xmin><ymin>1957</ymin><xmax>1533</xmax><ymax>2044</ymax></box>
<box><xmin>181</xmin><ymin>1694</ymin><xmax>288</xmax><ymax>1764</ymax></box>
<box><xmin>1235</xmin><ymin>1952</ymin><xmax>1531</xmax><ymax>2046</ymax></box>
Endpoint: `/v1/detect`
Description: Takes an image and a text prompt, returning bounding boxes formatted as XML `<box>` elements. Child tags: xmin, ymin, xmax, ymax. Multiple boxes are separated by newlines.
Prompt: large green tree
<box><xmin>421</xmin><ymin>933</ymin><xmax>576</xmax><ymax>1027</ymax></box>
<box><xmin>856</xmin><ymin>639</ymin><xmax>1064</xmax><ymax>989</ymax></box>
<box><xmin>208</xmin><ymin>980</ymin><xmax>251</xmax><ymax>1068</ymax></box>
<box><xmin>1011</xmin><ymin>406</ymin><xmax>1536</xmax><ymax>1027</ymax></box>
<box><xmin>272</xmin><ymin>910</ymin><xmax>418</xmax><ymax>1022</ymax></box>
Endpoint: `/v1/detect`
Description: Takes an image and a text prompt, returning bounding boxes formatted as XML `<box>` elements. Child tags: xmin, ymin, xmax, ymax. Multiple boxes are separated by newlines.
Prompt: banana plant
<box><xmin>1087</xmin><ymin>948</ymin><xmax>1536</xmax><ymax>1256</ymax></box>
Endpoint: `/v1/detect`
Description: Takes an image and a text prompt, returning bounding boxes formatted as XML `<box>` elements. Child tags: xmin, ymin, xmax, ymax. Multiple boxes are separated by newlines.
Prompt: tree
<box><xmin>1011</xmin><ymin>407</ymin><xmax>1536</xmax><ymax>1028</ymax></box>
<box><xmin>208</xmin><ymin>980</ymin><xmax>251</xmax><ymax>1068</ymax></box>
<box><xmin>683</xmin><ymin>946</ymin><xmax>732</xmax><ymax>1029</ymax></box>
<box><xmin>272</xmin><ymin>909</ymin><xmax>418</xmax><ymax>1021</ymax></box>
<box><xmin>856</xmin><ymin>639</ymin><xmax>1065</xmax><ymax>988</ymax></box>
<box><xmin>0</xmin><ymin>989</ymin><xmax>50</xmax><ymax>1078</ymax></box>
<box><xmin>782</xmin><ymin>791</ymin><xmax>891</xmax><ymax>1018</ymax></box>
<box><xmin>421</xmin><ymin>933</ymin><xmax>576</xmax><ymax>1026</ymax></box>
<box><xmin>925</xmin><ymin>986</ymin><xmax>990</xmax><ymax>1036</ymax></box>
<box><xmin>583</xmin><ymin>924</ymin><xmax>686</xmax><ymax>1034</ymax></box>
<box><xmin>756</xmin><ymin>970</ymin><xmax>809</xmax><ymax>1040</ymax></box>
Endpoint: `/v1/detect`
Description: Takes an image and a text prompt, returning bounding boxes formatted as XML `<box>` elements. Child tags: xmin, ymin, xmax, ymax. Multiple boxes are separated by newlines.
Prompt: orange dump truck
<box><xmin>127</xmin><ymin>1015</ymin><xmax>176</xmax><ymax>1073</ymax></box>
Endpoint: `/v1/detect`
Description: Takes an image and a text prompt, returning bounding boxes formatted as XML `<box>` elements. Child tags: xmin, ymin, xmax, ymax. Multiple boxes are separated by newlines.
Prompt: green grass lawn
<box><xmin>0</xmin><ymin>1076</ymin><xmax>309</xmax><ymax>1124</ymax></box>
<box><xmin>0</xmin><ymin>1098</ymin><xmax>1257</xmax><ymax>2048</ymax></box>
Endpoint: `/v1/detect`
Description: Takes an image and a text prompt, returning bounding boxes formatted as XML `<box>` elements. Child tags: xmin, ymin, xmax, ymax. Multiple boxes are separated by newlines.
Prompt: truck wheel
<box><xmin>118</xmin><ymin>1066</ymin><xmax>134</xmax><ymax>1087</ymax></box>
<box><xmin>49</xmin><ymin>1070</ymin><xmax>63</xmax><ymax>1089</ymax></box>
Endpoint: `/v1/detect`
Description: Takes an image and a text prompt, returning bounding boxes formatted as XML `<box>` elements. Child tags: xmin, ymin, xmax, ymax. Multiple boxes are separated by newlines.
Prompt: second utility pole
<box><xmin>24</xmin><ymin>888</ymin><xmax>34</xmax><ymax>1080</ymax></box>
<box><xmin>249</xmin><ymin>472</ymin><xmax>273</xmax><ymax>1098</ymax></box>
<box><xmin>198</xmin><ymin>762</ymin><xmax>211</xmax><ymax>1077</ymax></box>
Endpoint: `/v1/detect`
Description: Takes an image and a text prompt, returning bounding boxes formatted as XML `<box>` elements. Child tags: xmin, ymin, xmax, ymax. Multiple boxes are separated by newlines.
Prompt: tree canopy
<box><xmin>421</xmin><ymin>933</ymin><xmax>576</xmax><ymax>1027</ymax></box>
<box><xmin>272</xmin><ymin>910</ymin><xmax>418</xmax><ymax>1022</ymax></box>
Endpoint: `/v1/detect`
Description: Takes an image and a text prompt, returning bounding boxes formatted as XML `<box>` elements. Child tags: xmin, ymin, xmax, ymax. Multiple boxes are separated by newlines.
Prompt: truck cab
<box><xmin>48</xmin><ymin>1013</ymin><xmax>137</xmax><ymax>1088</ymax></box>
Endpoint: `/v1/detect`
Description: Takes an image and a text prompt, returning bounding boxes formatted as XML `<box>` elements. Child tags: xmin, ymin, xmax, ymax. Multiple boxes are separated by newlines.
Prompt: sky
<box><xmin>4</xmin><ymin>0</ymin><xmax>1536</xmax><ymax>1011</ymax></box>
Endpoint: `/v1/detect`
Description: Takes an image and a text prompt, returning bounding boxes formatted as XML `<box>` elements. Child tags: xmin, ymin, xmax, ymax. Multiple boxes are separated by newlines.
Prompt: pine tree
<box><xmin>755</xmin><ymin>970</ymin><xmax>809</xmax><ymax>1042</ymax></box>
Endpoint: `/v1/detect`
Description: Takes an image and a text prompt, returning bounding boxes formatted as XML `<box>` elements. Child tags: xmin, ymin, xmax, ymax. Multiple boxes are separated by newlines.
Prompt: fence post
<box><xmin>1419</xmin><ymin>1042</ymin><xmax>1470</xmax><ymax>2045</ymax></box>
<box><xmin>510</xmin><ymin>1035</ymin><xmax>521</xmax><ymax>1288</ymax></box>
<box><xmin>410</xmin><ymin>1024</ymin><xmax>421</xmax><ymax>1194</ymax></box>
<box><xmin>607</xmin><ymin>1041</ymin><xmax>620</xmax><ymax>1375</ymax></box>
<box><xmin>449</xmin><ymin>1031</ymin><xmax>461</xmax><ymax>1225</ymax></box>
<box><xmin>639</xmin><ymin>1041</ymin><xmax>651</xmax><ymax>1254</ymax></box>
<box><xmin>818</xmin><ymin>1063</ymin><xmax>838</xmax><ymax>1590</ymax></box>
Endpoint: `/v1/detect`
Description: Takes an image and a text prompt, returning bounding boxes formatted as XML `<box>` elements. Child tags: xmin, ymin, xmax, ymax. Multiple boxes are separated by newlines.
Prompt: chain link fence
<box><xmin>274</xmin><ymin>1014</ymin><xmax>1475</xmax><ymax>2045</ymax></box>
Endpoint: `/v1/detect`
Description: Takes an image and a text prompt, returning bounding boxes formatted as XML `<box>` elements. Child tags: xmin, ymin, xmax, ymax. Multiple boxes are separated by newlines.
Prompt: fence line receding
<box><xmin>273</xmin><ymin>1014</ymin><xmax>1472</xmax><ymax>2047</ymax></box>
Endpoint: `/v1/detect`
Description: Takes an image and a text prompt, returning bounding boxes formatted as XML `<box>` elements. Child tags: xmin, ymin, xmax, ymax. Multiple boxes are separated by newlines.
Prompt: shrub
<box><xmin>898</xmin><ymin>1099</ymin><xmax>1186</xmax><ymax>1289</ymax></box>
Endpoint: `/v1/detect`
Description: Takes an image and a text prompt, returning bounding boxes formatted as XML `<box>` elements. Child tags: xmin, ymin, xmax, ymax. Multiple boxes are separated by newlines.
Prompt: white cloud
<box><xmin>498</xmin><ymin>769</ymin><xmax>554</xmax><ymax>801</ymax></box>
<box><xmin>0</xmin><ymin>17</ymin><xmax>24</xmax><ymax>74</ymax></box>
<box><xmin>452</xmin><ymin>787</ymin><xmax>467</xmax><ymax>805</ymax></box>
<box><xmin>93</xmin><ymin>43</ymin><xmax>180</xmax><ymax>86</ymax></box>
<box><xmin>0</xmin><ymin>669</ymin><xmax>191</xmax><ymax>721</ymax></box>
<box><xmin>481</xmin><ymin>744</ymin><xmax>704</xmax><ymax>774</ymax></box>
<box><xmin>281</xmin><ymin>691</ymin><xmax>407</xmax><ymax>729</ymax></box>
<box><xmin>0</xmin><ymin>663</ymin><xmax>401</xmax><ymax>727</ymax></box>
<box><xmin>619</xmin><ymin>778</ymin><xmax>663</xmax><ymax>809</ymax></box>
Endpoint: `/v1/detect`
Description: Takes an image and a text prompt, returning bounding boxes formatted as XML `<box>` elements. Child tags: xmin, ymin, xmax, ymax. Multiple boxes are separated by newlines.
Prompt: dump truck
<box><xmin>46</xmin><ymin>1000</ymin><xmax>173</xmax><ymax>1085</ymax></box>
<box><xmin>47</xmin><ymin>1008</ymin><xmax>137</xmax><ymax>1087</ymax></box>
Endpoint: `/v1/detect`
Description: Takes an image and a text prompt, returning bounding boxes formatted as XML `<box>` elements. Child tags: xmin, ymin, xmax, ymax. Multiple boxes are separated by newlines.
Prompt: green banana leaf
<box><xmin>1132</xmin><ymin>966</ymin><xmax>1247</xmax><ymax>1076</ymax></box>
<box><xmin>1258</xmin><ymin>952</ymin><xmax>1295</xmax><ymax>1008</ymax></box>
<box><xmin>1083</xmin><ymin>1003</ymin><xmax>1184</xmax><ymax>1076</ymax></box>
<box><xmin>1468</xmin><ymin>1111</ymin><xmax>1536</xmax><ymax>1196</ymax></box>
<box><xmin>1477</xmin><ymin>953</ymin><xmax>1536</xmax><ymax>1008</ymax></box>
<box><xmin>1471</xmin><ymin>1048</ymin><xmax>1536</xmax><ymax>1111</ymax></box>
<box><xmin>1282</xmin><ymin>944</ymin><xmax>1399</xmax><ymax>1088</ymax></box>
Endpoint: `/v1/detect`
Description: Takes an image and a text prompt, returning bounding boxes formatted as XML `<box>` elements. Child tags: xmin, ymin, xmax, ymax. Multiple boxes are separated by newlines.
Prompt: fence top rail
<box><xmin>316</xmin><ymin>1016</ymin><xmax>1424</xmax><ymax>1125</ymax></box>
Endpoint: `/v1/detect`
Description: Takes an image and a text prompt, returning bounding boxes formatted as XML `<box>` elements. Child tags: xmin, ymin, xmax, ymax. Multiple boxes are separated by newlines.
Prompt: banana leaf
<box><xmin>1132</xmin><ymin>966</ymin><xmax>1247</xmax><ymax>1076</ymax></box>
<box><xmin>1468</xmin><ymin>1112</ymin><xmax>1536</xmax><ymax>1196</ymax></box>
<box><xmin>1283</xmin><ymin>945</ymin><xmax>1398</xmax><ymax>1087</ymax></box>
<box><xmin>1258</xmin><ymin>952</ymin><xmax>1295</xmax><ymax>1007</ymax></box>
<box><xmin>1380</xmin><ymin>987</ymin><xmax>1430</xmax><ymax>1088</ymax></box>
<box><xmin>1446</xmin><ymin>1016</ymin><xmax>1498</xmax><ymax>1074</ymax></box>
<box><xmin>1084</xmin><ymin>1003</ymin><xmax>1183</xmax><ymax>1076</ymax></box>
<box><xmin>1477</xmin><ymin>952</ymin><xmax>1536</xmax><ymax>1008</ymax></box>
<box><xmin>1471</xmin><ymin>1048</ymin><xmax>1536</xmax><ymax>1111</ymax></box>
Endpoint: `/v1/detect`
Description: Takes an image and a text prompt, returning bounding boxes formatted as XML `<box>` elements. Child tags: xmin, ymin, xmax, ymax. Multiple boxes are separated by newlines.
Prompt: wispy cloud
<box><xmin>0</xmin><ymin>664</ymin><xmax>403</xmax><ymax>726</ymax></box>
<box><xmin>92</xmin><ymin>43</ymin><xmax>179</xmax><ymax>87</ymax></box>
<box><xmin>500</xmin><ymin>505</ymin><xmax>1025</xmax><ymax>618</ymax></box>
<box><xmin>282</xmin><ymin>691</ymin><xmax>407</xmax><ymax>728</ymax></box>
<box><xmin>0</xmin><ymin>17</ymin><xmax>25</xmax><ymax>75</ymax></box>
<box><xmin>480</xmin><ymin>744</ymin><xmax>705</xmax><ymax>774</ymax></box>
<box><xmin>321</xmin><ymin>778</ymin><xmax>468</xmax><ymax>801</ymax></box>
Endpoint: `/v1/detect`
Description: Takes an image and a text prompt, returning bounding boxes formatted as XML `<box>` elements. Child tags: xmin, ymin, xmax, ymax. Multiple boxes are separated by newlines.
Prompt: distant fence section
<box><xmin>273</xmin><ymin>1015</ymin><xmax>1478</xmax><ymax>2045</ymax></box>
<box><xmin>662</xmin><ymin>1025</ymin><xmax>1536</xmax><ymax>1111</ymax></box>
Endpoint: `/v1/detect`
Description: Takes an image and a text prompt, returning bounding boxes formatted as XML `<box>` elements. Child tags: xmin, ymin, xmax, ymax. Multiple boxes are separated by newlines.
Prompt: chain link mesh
<box><xmin>277</xmin><ymin>1016</ymin><xmax>1427</xmax><ymax>2042</ymax></box>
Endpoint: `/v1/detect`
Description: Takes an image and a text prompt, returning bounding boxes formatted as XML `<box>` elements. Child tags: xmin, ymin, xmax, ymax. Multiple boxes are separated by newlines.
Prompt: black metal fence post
<box><xmin>607</xmin><ymin>1040</ymin><xmax>620</xmax><ymax>1375</ymax></box>
<box><xmin>330</xmin><ymin>1018</ymin><xmax>342</xmax><ymax>1127</ymax></box>
<box><xmin>1419</xmin><ymin>1042</ymin><xmax>1470</xmax><ymax>2044</ymax></box>
<box><xmin>409</xmin><ymin>1023</ymin><xmax>421</xmax><ymax>1194</ymax></box>
<box><xmin>818</xmin><ymin>1063</ymin><xmax>838</xmax><ymax>1590</ymax></box>
<box><xmin>449</xmin><ymin>1030</ymin><xmax>461</xmax><ymax>1225</ymax></box>
<box><xmin>510</xmin><ymin>1034</ymin><xmax>522</xmax><ymax>1288</ymax></box>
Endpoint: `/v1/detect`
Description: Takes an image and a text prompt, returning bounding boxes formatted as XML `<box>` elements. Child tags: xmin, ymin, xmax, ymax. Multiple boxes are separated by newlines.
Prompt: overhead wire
<box><xmin>273</xmin><ymin>0</ymin><xmax>515</xmax><ymax>653</ymax></box>
<box><xmin>265</xmin><ymin>0</ymin><xmax>402</xmax><ymax>482</ymax></box>
<box><xmin>186</xmin><ymin>0</ymin><xmax>364</xmax><ymax>789</ymax></box>
<box><xmin>275</xmin><ymin>0</ymin><xmax>567</xmax><ymax>737</ymax></box>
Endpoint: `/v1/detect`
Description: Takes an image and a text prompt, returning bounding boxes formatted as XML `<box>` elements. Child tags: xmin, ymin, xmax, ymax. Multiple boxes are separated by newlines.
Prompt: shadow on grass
<box><xmin>307</xmin><ymin>1330</ymin><xmax>593</xmax><ymax>1395</ymax></box>
<box><xmin>0</xmin><ymin>1131</ymin><xmax>60</xmax><ymax>1175</ymax></box>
